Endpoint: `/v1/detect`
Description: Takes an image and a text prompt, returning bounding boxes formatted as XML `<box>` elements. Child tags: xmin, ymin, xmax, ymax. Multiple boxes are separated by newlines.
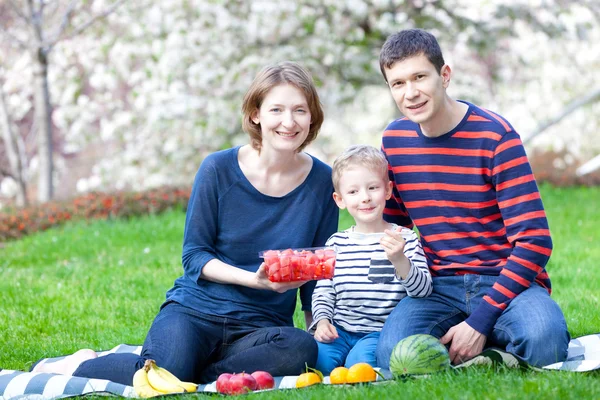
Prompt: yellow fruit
<box><xmin>132</xmin><ymin>366</ymin><xmax>163</xmax><ymax>398</ymax></box>
<box><xmin>346</xmin><ymin>363</ymin><xmax>379</xmax><ymax>383</ymax></box>
<box><xmin>329</xmin><ymin>367</ymin><xmax>349</xmax><ymax>384</ymax></box>
<box><xmin>148</xmin><ymin>360</ymin><xmax>197</xmax><ymax>392</ymax></box>
<box><xmin>296</xmin><ymin>372</ymin><xmax>322</xmax><ymax>388</ymax></box>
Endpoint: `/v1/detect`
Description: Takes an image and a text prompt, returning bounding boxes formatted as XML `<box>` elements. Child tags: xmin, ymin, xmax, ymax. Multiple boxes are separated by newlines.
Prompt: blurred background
<box><xmin>1</xmin><ymin>0</ymin><xmax>599</xmax><ymax>208</ymax></box>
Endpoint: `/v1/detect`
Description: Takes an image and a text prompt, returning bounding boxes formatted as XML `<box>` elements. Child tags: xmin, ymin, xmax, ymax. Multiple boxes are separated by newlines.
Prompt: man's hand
<box><xmin>440</xmin><ymin>321</ymin><xmax>487</xmax><ymax>365</ymax></box>
<box><xmin>314</xmin><ymin>320</ymin><xmax>338</xmax><ymax>343</ymax></box>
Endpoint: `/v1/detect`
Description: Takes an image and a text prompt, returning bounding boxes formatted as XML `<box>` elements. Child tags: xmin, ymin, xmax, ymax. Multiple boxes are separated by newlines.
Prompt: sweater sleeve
<box><xmin>466</xmin><ymin>131</ymin><xmax>553</xmax><ymax>336</ymax></box>
<box><xmin>382</xmin><ymin>144</ymin><xmax>414</xmax><ymax>229</ymax></box>
<box><xmin>181</xmin><ymin>155</ymin><xmax>220</xmax><ymax>283</ymax></box>
<box><xmin>308</xmin><ymin>235</ymin><xmax>338</xmax><ymax>331</ymax></box>
<box><xmin>299</xmin><ymin>179</ymin><xmax>339</xmax><ymax>311</ymax></box>
<box><xmin>397</xmin><ymin>228</ymin><xmax>433</xmax><ymax>297</ymax></box>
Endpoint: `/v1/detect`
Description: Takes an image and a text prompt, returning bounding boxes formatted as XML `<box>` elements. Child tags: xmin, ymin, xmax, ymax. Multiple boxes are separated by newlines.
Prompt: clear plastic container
<box><xmin>259</xmin><ymin>247</ymin><xmax>336</xmax><ymax>282</ymax></box>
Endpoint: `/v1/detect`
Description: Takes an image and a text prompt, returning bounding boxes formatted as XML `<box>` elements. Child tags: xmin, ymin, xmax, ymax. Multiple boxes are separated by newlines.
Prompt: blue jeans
<box><xmin>74</xmin><ymin>301</ymin><xmax>317</xmax><ymax>385</ymax></box>
<box><xmin>376</xmin><ymin>275</ymin><xmax>569</xmax><ymax>368</ymax></box>
<box><xmin>315</xmin><ymin>324</ymin><xmax>380</xmax><ymax>375</ymax></box>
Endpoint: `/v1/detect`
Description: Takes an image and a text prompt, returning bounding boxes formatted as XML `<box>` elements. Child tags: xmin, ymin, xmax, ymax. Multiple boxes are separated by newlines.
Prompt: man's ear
<box><xmin>385</xmin><ymin>181</ymin><xmax>393</xmax><ymax>200</ymax></box>
<box><xmin>333</xmin><ymin>192</ymin><xmax>346</xmax><ymax>209</ymax></box>
<box><xmin>441</xmin><ymin>64</ymin><xmax>452</xmax><ymax>88</ymax></box>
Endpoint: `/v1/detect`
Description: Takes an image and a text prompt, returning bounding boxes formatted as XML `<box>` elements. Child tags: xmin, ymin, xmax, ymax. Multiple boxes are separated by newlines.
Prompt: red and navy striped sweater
<box><xmin>381</xmin><ymin>101</ymin><xmax>552</xmax><ymax>336</ymax></box>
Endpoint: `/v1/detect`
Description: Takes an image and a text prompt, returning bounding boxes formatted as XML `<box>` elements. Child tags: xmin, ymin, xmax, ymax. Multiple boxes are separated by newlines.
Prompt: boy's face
<box><xmin>384</xmin><ymin>53</ymin><xmax>451</xmax><ymax>127</ymax></box>
<box><xmin>333</xmin><ymin>165</ymin><xmax>393</xmax><ymax>232</ymax></box>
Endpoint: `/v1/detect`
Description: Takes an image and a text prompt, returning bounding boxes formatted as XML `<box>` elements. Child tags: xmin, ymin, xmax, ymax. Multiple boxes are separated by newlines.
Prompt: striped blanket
<box><xmin>1</xmin><ymin>334</ymin><xmax>598</xmax><ymax>399</ymax></box>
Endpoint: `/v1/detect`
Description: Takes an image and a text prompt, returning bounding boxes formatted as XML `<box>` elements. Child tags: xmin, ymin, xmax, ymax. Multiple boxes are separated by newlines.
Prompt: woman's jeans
<box><xmin>376</xmin><ymin>275</ymin><xmax>570</xmax><ymax>368</ymax></box>
<box><xmin>315</xmin><ymin>324</ymin><xmax>380</xmax><ymax>375</ymax></box>
<box><xmin>74</xmin><ymin>302</ymin><xmax>317</xmax><ymax>385</ymax></box>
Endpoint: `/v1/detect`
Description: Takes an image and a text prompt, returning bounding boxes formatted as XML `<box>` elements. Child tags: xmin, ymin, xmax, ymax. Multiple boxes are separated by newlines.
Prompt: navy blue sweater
<box><xmin>165</xmin><ymin>146</ymin><xmax>339</xmax><ymax>327</ymax></box>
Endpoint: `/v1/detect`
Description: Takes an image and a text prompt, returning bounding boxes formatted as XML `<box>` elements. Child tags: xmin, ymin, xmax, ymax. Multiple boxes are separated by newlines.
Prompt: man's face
<box><xmin>384</xmin><ymin>53</ymin><xmax>450</xmax><ymax>126</ymax></box>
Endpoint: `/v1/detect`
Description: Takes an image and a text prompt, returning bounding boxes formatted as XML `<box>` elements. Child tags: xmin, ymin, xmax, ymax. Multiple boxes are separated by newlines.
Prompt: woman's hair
<box><xmin>241</xmin><ymin>61</ymin><xmax>324</xmax><ymax>152</ymax></box>
<box><xmin>332</xmin><ymin>145</ymin><xmax>390</xmax><ymax>192</ymax></box>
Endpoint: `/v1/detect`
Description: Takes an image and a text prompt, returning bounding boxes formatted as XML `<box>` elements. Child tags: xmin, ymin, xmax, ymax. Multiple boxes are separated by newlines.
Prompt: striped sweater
<box><xmin>310</xmin><ymin>224</ymin><xmax>432</xmax><ymax>334</ymax></box>
<box><xmin>381</xmin><ymin>101</ymin><xmax>553</xmax><ymax>336</ymax></box>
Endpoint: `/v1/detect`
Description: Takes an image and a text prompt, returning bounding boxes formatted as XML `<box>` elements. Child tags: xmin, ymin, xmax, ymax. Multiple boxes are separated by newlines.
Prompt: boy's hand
<box><xmin>314</xmin><ymin>320</ymin><xmax>338</xmax><ymax>343</ymax></box>
<box><xmin>380</xmin><ymin>228</ymin><xmax>411</xmax><ymax>279</ymax></box>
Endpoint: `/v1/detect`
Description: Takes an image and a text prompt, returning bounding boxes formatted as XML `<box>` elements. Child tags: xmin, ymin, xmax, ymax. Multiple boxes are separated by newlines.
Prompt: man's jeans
<box><xmin>74</xmin><ymin>301</ymin><xmax>317</xmax><ymax>385</ymax></box>
<box><xmin>315</xmin><ymin>324</ymin><xmax>380</xmax><ymax>375</ymax></box>
<box><xmin>376</xmin><ymin>275</ymin><xmax>569</xmax><ymax>368</ymax></box>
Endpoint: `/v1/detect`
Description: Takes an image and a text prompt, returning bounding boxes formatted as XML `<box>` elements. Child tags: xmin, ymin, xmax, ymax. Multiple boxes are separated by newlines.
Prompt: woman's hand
<box><xmin>314</xmin><ymin>320</ymin><xmax>338</xmax><ymax>343</ymax></box>
<box><xmin>255</xmin><ymin>263</ymin><xmax>307</xmax><ymax>293</ymax></box>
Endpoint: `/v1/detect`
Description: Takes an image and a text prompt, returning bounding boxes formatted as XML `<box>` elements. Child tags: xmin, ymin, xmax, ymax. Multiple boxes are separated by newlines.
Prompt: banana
<box><xmin>146</xmin><ymin>360</ymin><xmax>196</xmax><ymax>393</ymax></box>
<box><xmin>148</xmin><ymin>361</ymin><xmax>198</xmax><ymax>393</ymax></box>
<box><xmin>132</xmin><ymin>364</ymin><xmax>163</xmax><ymax>398</ymax></box>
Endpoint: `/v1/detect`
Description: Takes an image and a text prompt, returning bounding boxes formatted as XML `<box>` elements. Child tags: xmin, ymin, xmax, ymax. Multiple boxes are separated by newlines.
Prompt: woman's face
<box><xmin>252</xmin><ymin>84</ymin><xmax>312</xmax><ymax>154</ymax></box>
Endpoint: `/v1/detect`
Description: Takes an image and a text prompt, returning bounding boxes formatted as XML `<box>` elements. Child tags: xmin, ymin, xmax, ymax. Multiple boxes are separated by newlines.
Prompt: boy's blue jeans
<box><xmin>376</xmin><ymin>275</ymin><xmax>570</xmax><ymax>368</ymax></box>
<box><xmin>74</xmin><ymin>301</ymin><xmax>317</xmax><ymax>385</ymax></box>
<box><xmin>315</xmin><ymin>323</ymin><xmax>380</xmax><ymax>375</ymax></box>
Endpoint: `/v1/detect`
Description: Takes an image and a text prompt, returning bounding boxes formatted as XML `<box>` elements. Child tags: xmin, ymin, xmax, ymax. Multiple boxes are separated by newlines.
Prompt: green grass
<box><xmin>1</xmin><ymin>185</ymin><xmax>600</xmax><ymax>399</ymax></box>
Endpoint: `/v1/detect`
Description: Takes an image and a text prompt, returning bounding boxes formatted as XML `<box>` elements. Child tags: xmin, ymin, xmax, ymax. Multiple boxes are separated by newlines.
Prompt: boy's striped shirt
<box><xmin>381</xmin><ymin>101</ymin><xmax>553</xmax><ymax>336</ymax></box>
<box><xmin>310</xmin><ymin>225</ymin><xmax>432</xmax><ymax>334</ymax></box>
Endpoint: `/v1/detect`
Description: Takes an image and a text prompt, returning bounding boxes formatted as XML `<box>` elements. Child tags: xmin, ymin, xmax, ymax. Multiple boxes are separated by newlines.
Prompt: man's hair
<box><xmin>379</xmin><ymin>29</ymin><xmax>445</xmax><ymax>82</ymax></box>
<box><xmin>241</xmin><ymin>61</ymin><xmax>324</xmax><ymax>152</ymax></box>
<box><xmin>332</xmin><ymin>145</ymin><xmax>389</xmax><ymax>192</ymax></box>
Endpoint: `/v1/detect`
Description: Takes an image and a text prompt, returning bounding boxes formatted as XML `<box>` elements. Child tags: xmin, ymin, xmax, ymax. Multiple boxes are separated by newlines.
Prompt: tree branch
<box><xmin>7</xmin><ymin>0</ymin><xmax>30</xmax><ymax>23</ymax></box>
<box><xmin>523</xmin><ymin>87</ymin><xmax>600</xmax><ymax>145</ymax></box>
<box><xmin>62</xmin><ymin>0</ymin><xmax>128</xmax><ymax>40</ymax></box>
<box><xmin>48</xmin><ymin>0</ymin><xmax>80</xmax><ymax>48</ymax></box>
<box><xmin>0</xmin><ymin>27</ymin><xmax>29</xmax><ymax>50</ymax></box>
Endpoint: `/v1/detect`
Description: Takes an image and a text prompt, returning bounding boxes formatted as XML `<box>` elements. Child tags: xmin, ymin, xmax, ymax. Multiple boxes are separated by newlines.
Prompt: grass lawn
<box><xmin>1</xmin><ymin>184</ymin><xmax>599</xmax><ymax>399</ymax></box>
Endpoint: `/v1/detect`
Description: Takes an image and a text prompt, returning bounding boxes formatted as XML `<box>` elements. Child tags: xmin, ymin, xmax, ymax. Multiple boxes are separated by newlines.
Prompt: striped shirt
<box><xmin>381</xmin><ymin>101</ymin><xmax>553</xmax><ymax>336</ymax></box>
<box><xmin>310</xmin><ymin>224</ymin><xmax>432</xmax><ymax>334</ymax></box>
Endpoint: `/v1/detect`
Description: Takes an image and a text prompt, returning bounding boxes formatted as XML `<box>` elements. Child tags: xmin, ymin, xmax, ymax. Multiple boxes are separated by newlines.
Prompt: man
<box><xmin>375</xmin><ymin>29</ymin><xmax>569</xmax><ymax>368</ymax></box>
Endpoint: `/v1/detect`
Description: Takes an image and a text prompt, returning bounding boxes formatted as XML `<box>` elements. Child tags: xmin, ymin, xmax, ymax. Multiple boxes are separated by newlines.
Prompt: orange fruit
<box><xmin>346</xmin><ymin>363</ymin><xmax>378</xmax><ymax>383</ymax></box>
<box><xmin>329</xmin><ymin>367</ymin><xmax>349</xmax><ymax>384</ymax></box>
<box><xmin>296</xmin><ymin>372</ymin><xmax>322</xmax><ymax>388</ymax></box>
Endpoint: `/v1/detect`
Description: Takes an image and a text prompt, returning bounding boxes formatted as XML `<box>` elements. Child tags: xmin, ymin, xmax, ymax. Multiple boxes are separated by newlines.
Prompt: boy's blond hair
<box><xmin>332</xmin><ymin>145</ymin><xmax>390</xmax><ymax>192</ymax></box>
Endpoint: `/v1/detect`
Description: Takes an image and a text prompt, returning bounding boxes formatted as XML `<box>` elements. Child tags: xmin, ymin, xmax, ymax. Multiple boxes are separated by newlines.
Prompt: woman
<box><xmin>33</xmin><ymin>61</ymin><xmax>339</xmax><ymax>384</ymax></box>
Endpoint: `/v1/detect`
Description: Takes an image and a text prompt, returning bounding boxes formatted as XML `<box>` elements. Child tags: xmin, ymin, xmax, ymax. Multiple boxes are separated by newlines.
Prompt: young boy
<box><xmin>309</xmin><ymin>145</ymin><xmax>432</xmax><ymax>375</ymax></box>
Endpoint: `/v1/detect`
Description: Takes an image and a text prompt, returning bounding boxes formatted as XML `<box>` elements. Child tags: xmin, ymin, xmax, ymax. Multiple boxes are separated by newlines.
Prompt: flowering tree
<box><xmin>0</xmin><ymin>0</ymin><xmax>598</xmax><ymax>206</ymax></box>
<box><xmin>0</xmin><ymin>0</ymin><xmax>126</xmax><ymax>203</ymax></box>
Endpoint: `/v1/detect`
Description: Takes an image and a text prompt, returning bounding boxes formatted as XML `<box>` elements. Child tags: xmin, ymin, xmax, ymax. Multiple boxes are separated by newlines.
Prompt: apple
<box><xmin>216</xmin><ymin>373</ymin><xmax>233</xmax><ymax>394</ymax></box>
<box><xmin>251</xmin><ymin>371</ymin><xmax>275</xmax><ymax>390</ymax></box>
<box><xmin>227</xmin><ymin>372</ymin><xmax>257</xmax><ymax>395</ymax></box>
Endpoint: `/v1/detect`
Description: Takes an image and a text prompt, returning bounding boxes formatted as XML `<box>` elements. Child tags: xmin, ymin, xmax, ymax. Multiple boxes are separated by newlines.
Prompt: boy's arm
<box><xmin>309</xmin><ymin>277</ymin><xmax>336</xmax><ymax>333</ymax></box>
<box><xmin>396</xmin><ymin>229</ymin><xmax>432</xmax><ymax>297</ymax></box>
<box><xmin>299</xmin><ymin>191</ymin><xmax>339</xmax><ymax>312</ymax></box>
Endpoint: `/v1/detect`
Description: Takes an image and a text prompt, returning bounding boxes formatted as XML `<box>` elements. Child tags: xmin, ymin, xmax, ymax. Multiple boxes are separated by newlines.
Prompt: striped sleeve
<box><xmin>309</xmin><ymin>236</ymin><xmax>337</xmax><ymax>332</ymax></box>
<box><xmin>466</xmin><ymin>131</ymin><xmax>553</xmax><ymax>336</ymax></box>
<box><xmin>397</xmin><ymin>228</ymin><xmax>432</xmax><ymax>297</ymax></box>
<box><xmin>382</xmin><ymin>144</ymin><xmax>414</xmax><ymax>229</ymax></box>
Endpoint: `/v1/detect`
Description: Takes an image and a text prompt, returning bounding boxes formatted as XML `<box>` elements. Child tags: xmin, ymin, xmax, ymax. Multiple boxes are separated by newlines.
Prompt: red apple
<box><xmin>251</xmin><ymin>371</ymin><xmax>275</xmax><ymax>390</ymax></box>
<box><xmin>216</xmin><ymin>373</ymin><xmax>233</xmax><ymax>394</ymax></box>
<box><xmin>228</xmin><ymin>372</ymin><xmax>257</xmax><ymax>395</ymax></box>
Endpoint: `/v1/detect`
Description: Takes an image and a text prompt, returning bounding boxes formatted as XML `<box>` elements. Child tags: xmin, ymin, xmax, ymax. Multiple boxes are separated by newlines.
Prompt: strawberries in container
<box><xmin>259</xmin><ymin>247</ymin><xmax>336</xmax><ymax>282</ymax></box>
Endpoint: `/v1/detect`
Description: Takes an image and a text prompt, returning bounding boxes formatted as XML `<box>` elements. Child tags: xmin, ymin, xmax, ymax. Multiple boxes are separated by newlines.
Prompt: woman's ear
<box><xmin>251</xmin><ymin>110</ymin><xmax>260</xmax><ymax>125</ymax></box>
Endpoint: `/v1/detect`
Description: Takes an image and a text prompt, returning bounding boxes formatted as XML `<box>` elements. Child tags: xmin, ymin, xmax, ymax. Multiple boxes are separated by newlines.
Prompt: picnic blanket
<box><xmin>2</xmin><ymin>334</ymin><xmax>599</xmax><ymax>399</ymax></box>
